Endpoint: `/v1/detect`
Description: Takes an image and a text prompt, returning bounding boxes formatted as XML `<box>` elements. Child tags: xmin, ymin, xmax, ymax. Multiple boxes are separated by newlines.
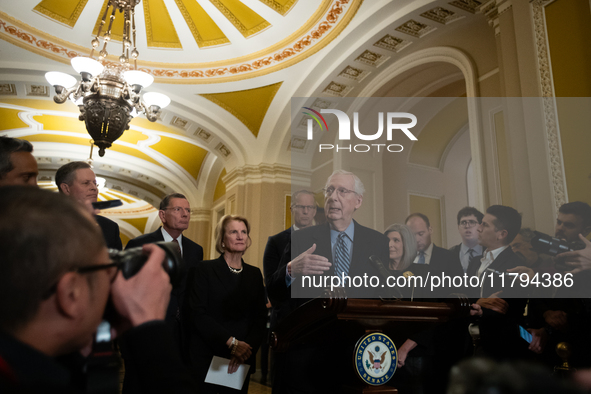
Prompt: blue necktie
<box><xmin>334</xmin><ymin>232</ymin><xmax>350</xmax><ymax>277</ymax></box>
<box><xmin>417</xmin><ymin>251</ymin><xmax>425</xmax><ymax>264</ymax></box>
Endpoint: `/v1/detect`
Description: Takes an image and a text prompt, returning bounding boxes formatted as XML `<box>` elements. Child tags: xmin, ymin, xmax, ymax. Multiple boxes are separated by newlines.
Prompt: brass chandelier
<box><xmin>45</xmin><ymin>0</ymin><xmax>170</xmax><ymax>157</ymax></box>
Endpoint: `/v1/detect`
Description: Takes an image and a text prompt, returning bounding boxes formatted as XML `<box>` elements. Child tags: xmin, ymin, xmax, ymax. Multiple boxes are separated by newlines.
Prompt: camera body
<box><xmin>530</xmin><ymin>231</ymin><xmax>585</xmax><ymax>257</ymax></box>
<box><xmin>108</xmin><ymin>241</ymin><xmax>185</xmax><ymax>287</ymax></box>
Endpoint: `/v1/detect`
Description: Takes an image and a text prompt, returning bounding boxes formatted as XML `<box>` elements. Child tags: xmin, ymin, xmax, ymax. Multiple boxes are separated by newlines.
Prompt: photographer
<box><xmin>0</xmin><ymin>187</ymin><xmax>197</xmax><ymax>393</ymax></box>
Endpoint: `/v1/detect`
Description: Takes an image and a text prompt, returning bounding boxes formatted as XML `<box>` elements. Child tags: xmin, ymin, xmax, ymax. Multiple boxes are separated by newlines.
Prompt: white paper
<box><xmin>204</xmin><ymin>356</ymin><xmax>250</xmax><ymax>390</ymax></box>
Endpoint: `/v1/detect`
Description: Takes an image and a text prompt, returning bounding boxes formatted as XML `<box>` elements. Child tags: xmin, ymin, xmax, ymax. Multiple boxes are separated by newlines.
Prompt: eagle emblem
<box><xmin>366</xmin><ymin>345</ymin><xmax>388</xmax><ymax>373</ymax></box>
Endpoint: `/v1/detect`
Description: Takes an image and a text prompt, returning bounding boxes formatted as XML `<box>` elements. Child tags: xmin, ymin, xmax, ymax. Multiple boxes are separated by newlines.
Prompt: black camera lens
<box><xmin>108</xmin><ymin>241</ymin><xmax>185</xmax><ymax>288</ymax></box>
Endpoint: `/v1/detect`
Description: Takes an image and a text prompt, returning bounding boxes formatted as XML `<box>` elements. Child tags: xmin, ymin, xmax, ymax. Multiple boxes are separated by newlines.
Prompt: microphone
<box><xmin>369</xmin><ymin>255</ymin><xmax>402</xmax><ymax>299</ymax></box>
<box><xmin>403</xmin><ymin>271</ymin><xmax>416</xmax><ymax>301</ymax></box>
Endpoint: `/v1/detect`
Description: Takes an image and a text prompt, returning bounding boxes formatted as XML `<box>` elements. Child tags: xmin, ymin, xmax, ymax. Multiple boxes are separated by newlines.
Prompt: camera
<box><xmin>530</xmin><ymin>231</ymin><xmax>585</xmax><ymax>257</ymax></box>
<box><xmin>108</xmin><ymin>241</ymin><xmax>185</xmax><ymax>288</ymax></box>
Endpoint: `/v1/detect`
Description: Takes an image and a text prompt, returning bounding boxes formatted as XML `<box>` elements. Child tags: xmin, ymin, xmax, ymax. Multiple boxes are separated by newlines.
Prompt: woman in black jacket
<box><xmin>184</xmin><ymin>215</ymin><xmax>266</xmax><ymax>393</ymax></box>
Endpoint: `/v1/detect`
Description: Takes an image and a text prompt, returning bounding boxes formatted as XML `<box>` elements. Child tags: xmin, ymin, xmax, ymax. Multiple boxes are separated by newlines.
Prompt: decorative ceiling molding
<box><xmin>0</xmin><ymin>0</ymin><xmax>362</xmax><ymax>83</ymax></box>
<box><xmin>33</xmin><ymin>0</ymin><xmax>89</xmax><ymax>28</ymax></box>
<box><xmin>420</xmin><ymin>7</ymin><xmax>463</xmax><ymax>25</ymax></box>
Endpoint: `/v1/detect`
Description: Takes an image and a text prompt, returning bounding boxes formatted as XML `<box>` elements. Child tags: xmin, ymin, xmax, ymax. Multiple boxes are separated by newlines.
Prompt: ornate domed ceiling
<box><xmin>0</xmin><ymin>0</ymin><xmax>492</xmax><ymax>244</ymax></box>
<box><xmin>0</xmin><ymin>0</ymin><xmax>361</xmax><ymax>83</ymax></box>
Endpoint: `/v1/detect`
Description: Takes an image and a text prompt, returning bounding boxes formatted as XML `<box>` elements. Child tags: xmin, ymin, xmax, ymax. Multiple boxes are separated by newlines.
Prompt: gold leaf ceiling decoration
<box><xmin>1</xmin><ymin>0</ymin><xmax>361</xmax><ymax>83</ymax></box>
<box><xmin>200</xmin><ymin>82</ymin><xmax>283</xmax><ymax>137</ymax></box>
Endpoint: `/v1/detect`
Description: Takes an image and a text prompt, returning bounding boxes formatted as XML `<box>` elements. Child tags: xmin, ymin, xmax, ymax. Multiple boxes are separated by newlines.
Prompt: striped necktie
<box><xmin>172</xmin><ymin>238</ymin><xmax>182</xmax><ymax>257</ymax></box>
<box><xmin>334</xmin><ymin>232</ymin><xmax>350</xmax><ymax>277</ymax></box>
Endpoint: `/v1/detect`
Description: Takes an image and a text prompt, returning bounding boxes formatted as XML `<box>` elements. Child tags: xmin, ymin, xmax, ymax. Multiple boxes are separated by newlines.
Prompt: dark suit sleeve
<box><xmin>186</xmin><ymin>263</ymin><xmax>232</xmax><ymax>354</ymax></box>
<box><xmin>264</xmin><ymin>235</ymin><xmax>290</xmax><ymax>308</ymax></box>
<box><xmin>244</xmin><ymin>268</ymin><xmax>268</xmax><ymax>353</ymax></box>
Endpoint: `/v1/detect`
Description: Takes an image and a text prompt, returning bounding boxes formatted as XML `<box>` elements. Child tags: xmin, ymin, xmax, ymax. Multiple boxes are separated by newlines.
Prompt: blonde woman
<box><xmin>184</xmin><ymin>215</ymin><xmax>266</xmax><ymax>393</ymax></box>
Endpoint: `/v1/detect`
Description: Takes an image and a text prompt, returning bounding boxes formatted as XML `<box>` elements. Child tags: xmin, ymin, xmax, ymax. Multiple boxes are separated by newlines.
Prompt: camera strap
<box><xmin>86</xmin><ymin>321</ymin><xmax>120</xmax><ymax>394</ymax></box>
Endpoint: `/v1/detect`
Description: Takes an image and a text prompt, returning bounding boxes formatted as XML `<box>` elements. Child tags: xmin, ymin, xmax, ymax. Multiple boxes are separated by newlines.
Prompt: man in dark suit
<box><xmin>405</xmin><ymin>212</ymin><xmax>463</xmax><ymax>287</ymax></box>
<box><xmin>56</xmin><ymin>161</ymin><xmax>122</xmax><ymax>250</ymax></box>
<box><xmin>468</xmin><ymin>205</ymin><xmax>527</xmax><ymax>360</ymax></box>
<box><xmin>263</xmin><ymin>190</ymin><xmax>316</xmax><ymax>385</ymax></box>
<box><xmin>449</xmin><ymin>207</ymin><xmax>484</xmax><ymax>274</ymax></box>
<box><xmin>270</xmin><ymin>170</ymin><xmax>389</xmax><ymax>393</ymax></box>
<box><xmin>122</xmin><ymin>193</ymin><xmax>203</xmax><ymax>393</ymax></box>
<box><xmin>126</xmin><ymin>193</ymin><xmax>204</xmax><ymax>323</ymax></box>
<box><xmin>264</xmin><ymin>190</ymin><xmax>317</xmax><ymax>327</ymax></box>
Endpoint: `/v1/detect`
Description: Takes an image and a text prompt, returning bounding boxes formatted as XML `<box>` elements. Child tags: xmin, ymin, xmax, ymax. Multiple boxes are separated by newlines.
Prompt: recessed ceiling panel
<box><xmin>33</xmin><ymin>0</ymin><xmax>89</xmax><ymax>28</ymax></box>
<box><xmin>258</xmin><ymin>0</ymin><xmax>297</xmax><ymax>16</ymax></box>
<box><xmin>210</xmin><ymin>0</ymin><xmax>271</xmax><ymax>38</ymax></box>
<box><xmin>174</xmin><ymin>0</ymin><xmax>230</xmax><ymax>48</ymax></box>
<box><xmin>143</xmin><ymin>0</ymin><xmax>182</xmax><ymax>48</ymax></box>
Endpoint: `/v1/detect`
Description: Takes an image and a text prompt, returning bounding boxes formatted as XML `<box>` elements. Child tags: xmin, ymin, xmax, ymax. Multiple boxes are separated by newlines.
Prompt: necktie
<box><xmin>417</xmin><ymin>251</ymin><xmax>425</xmax><ymax>264</ymax></box>
<box><xmin>172</xmin><ymin>238</ymin><xmax>182</xmax><ymax>319</ymax></box>
<box><xmin>172</xmin><ymin>238</ymin><xmax>182</xmax><ymax>257</ymax></box>
<box><xmin>468</xmin><ymin>248</ymin><xmax>475</xmax><ymax>258</ymax></box>
<box><xmin>334</xmin><ymin>232</ymin><xmax>350</xmax><ymax>277</ymax></box>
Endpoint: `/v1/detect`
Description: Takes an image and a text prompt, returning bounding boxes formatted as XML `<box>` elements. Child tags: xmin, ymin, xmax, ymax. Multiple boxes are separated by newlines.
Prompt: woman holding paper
<box><xmin>184</xmin><ymin>215</ymin><xmax>267</xmax><ymax>393</ymax></box>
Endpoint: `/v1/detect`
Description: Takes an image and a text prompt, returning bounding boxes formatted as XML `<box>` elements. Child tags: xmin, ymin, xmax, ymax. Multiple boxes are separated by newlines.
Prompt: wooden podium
<box><xmin>270</xmin><ymin>289</ymin><xmax>471</xmax><ymax>393</ymax></box>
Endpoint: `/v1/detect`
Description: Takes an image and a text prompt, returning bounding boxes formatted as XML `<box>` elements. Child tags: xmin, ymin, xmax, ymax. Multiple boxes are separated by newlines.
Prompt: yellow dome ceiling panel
<box><xmin>121</xmin><ymin>217</ymin><xmax>149</xmax><ymax>233</ymax></box>
<box><xmin>150</xmin><ymin>136</ymin><xmax>207</xmax><ymax>180</ymax></box>
<box><xmin>34</xmin><ymin>0</ymin><xmax>89</xmax><ymax>28</ymax></box>
<box><xmin>143</xmin><ymin>0</ymin><xmax>182</xmax><ymax>49</ymax></box>
<box><xmin>22</xmin><ymin>134</ymin><xmax>163</xmax><ymax>167</ymax></box>
<box><xmin>92</xmin><ymin>0</ymin><xmax>125</xmax><ymax>42</ymax></box>
<box><xmin>0</xmin><ymin>98</ymin><xmax>79</xmax><ymax>113</ymax></box>
<box><xmin>258</xmin><ymin>0</ymin><xmax>298</xmax><ymax>16</ymax></box>
<box><xmin>210</xmin><ymin>0</ymin><xmax>271</xmax><ymax>38</ymax></box>
<box><xmin>174</xmin><ymin>0</ymin><xmax>230</xmax><ymax>48</ymax></box>
<box><xmin>213</xmin><ymin>168</ymin><xmax>226</xmax><ymax>201</ymax></box>
<box><xmin>131</xmin><ymin>117</ymin><xmax>185</xmax><ymax>136</ymax></box>
<box><xmin>33</xmin><ymin>114</ymin><xmax>88</xmax><ymax>134</ymax></box>
<box><xmin>117</xmin><ymin>129</ymin><xmax>150</xmax><ymax>145</ymax></box>
<box><xmin>0</xmin><ymin>108</ymin><xmax>29</xmax><ymax>131</ymax></box>
<box><xmin>200</xmin><ymin>81</ymin><xmax>282</xmax><ymax>137</ymax></box>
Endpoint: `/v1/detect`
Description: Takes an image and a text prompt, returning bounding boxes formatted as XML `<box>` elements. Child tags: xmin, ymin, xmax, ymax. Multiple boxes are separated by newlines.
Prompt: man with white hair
<box><xmin>270</xmin><ymin>170</ymin><xmax>389</xmax><ymax>393</ymax></box>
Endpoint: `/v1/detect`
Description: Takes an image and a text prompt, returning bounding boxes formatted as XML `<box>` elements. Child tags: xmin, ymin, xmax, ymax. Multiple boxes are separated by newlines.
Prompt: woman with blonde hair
<box><xmin>185</xmin><ymin>215</ymin><xmax>266</xmax><ymax>393</ymax></box>
<box><xmin>384</xmin><ymin>223</ymin><xmax>417</xmax><ymax>272</ymax></box>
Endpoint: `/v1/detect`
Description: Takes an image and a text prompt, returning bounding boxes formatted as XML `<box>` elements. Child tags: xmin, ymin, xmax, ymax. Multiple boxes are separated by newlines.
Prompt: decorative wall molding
<box><xmin>223</xmin><ymin>163</ymin><xmax>311</xmax><ymax>190</ymax></box>
<box><xmin>531</xmin><ymin>0</ymin><xmax>567</xmax><ymax>210</ymax></box>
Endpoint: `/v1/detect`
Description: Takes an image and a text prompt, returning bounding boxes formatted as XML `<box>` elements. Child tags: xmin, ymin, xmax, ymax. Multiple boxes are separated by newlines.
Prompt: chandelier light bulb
<box><xmin>143</xmin><ymin>92</ymin><xmax>171</xmax><ymax>109</ymax></box>
<box><xmin>71</xmin><ymin>57</ymin><xmax>104</xmax><ymax>77</ymax></box>
<box><xmin>124</xmin><ymin>70</ymin><xmax>154</xmax><ymax>88</ymax></box>
<box><xmin>45</xmin><ymin>71</ymin><xmax>77</xmax><ymax>89</ymax></box>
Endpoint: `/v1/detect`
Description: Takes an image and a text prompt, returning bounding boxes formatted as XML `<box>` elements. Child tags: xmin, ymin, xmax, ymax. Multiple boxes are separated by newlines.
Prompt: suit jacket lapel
<box><xmin>312</xmin><ymin>223</ymin><xmax>333</xmax><ymax>273</ymax></box>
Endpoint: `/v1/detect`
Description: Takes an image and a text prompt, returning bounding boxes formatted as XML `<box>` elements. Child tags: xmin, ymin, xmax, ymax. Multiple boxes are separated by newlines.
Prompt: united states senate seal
<box><xmin>354</xmin><ymin>332</ymin><xmax>397</xmax><ymax>385</ymax></box>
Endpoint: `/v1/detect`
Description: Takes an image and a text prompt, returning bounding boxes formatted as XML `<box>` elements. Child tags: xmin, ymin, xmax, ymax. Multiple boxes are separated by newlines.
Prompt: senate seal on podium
<box><xmin>354</xmin><ymin>332</ymin><xmax>397</xmax><ymax>385</ymax></box>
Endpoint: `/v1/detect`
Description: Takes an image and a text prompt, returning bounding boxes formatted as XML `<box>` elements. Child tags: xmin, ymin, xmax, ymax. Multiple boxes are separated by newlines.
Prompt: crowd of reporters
<box><xmin>2</xmin><ymin>135</ymin><xmax>591</xmax><ymax>393</ymax></box>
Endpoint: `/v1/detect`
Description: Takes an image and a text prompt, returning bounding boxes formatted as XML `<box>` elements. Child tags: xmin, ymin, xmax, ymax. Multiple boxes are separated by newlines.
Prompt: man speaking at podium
<box><xmin>270</xmin><ymin>170</ymin><xmax>389</xmax><ymax>394</ymax></box>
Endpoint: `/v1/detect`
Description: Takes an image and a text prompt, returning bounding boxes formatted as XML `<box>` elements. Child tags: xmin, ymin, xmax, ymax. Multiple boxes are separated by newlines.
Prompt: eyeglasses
<box><xmin>459</xmin><ymin>220</ymin><xmax>479</xmax><ymax>228</ymax></box>
<box><xmin>77</xmin><ymin>261</ymin><xmax>120</xmax><ymax>282</ymax></box>
<box><xmin>42</xmin><ymin>261</ymin><xmax>121</xmax><ymax>299</ymax></box>
<box><xmin>293</xmin><ymin>205</ymin><xmax>316</xmax><ymax>211</ymax></box>
<box><xmin>163</xmin><ymin>207</ymin><xmax>191</xmax><ymax>214</ymax></box>
<box><xmin>322</xmin><ymin>187</ymin><xmax>357</xmax><ymax>198</ymax></box>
